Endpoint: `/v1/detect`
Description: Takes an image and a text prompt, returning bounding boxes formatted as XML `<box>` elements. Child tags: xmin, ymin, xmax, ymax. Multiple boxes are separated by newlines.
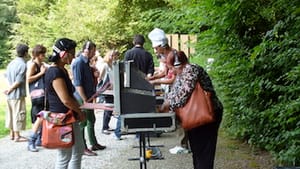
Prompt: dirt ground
<box><xmin>0</xmin><ymin>110</ymin><xmax>276</xmax><ymax>169</ymax></box>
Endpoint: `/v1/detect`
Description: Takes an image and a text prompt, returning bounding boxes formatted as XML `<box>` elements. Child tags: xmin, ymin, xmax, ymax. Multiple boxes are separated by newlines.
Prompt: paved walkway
<box><xmin>0</xmin><ymin>110</ymin><xmax>274</xmax><ymax>169</ymax></box>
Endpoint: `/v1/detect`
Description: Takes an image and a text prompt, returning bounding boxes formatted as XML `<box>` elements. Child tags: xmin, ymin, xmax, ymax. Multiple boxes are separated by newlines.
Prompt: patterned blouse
<box><xmin>166</xmin><ymin>63</ymin><xmax>223</xmax><ymax>114</ymax></box>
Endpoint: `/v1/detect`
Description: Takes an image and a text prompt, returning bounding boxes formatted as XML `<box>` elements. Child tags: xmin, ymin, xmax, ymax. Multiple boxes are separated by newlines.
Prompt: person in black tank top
<box><xmin>27</xmin><ymin>45</ymin><xmax>47</xmax><ymax>152</ymax></box>
<box><xmin>28</xmin><ymin>38</ymin><xmax>85</xmax><ymax>169</ymax></box>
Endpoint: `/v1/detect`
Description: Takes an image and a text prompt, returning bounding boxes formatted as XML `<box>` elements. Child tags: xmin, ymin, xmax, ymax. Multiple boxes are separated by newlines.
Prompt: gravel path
<box><xmin>0</xmin><ymin>110</ymin><xmax>274</xmax><ymax>169</ymax></box>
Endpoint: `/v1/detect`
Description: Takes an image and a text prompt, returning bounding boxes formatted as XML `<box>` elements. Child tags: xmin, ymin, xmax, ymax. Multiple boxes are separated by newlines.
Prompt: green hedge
<box><xmin>3</xmin><ymin>0</ymin><xmax>300</xmax><ymax>165</ymax></box>
<box><xmin>206</xmin><ymin>0</ymin><xmax>300</xmax><ymax>165</ymax></box>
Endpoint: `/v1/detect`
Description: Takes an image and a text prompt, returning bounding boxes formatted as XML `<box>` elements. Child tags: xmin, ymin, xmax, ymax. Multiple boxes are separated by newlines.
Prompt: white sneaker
<box><xmin>114</xmin><ymin>135</ymin><xmax>123</xmax><ymax>141</ymax></box>
<box><xmin>169</xmin><ymin>146</ymin><xmax>189</xmax><ymax>154</ymax></box>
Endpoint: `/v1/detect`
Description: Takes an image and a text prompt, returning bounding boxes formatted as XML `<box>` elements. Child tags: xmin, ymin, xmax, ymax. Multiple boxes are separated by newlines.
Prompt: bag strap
<box><xmin>44</xmin><ymin>89</ymin><xmax>47</xmax><ymax>110</ymax></box>
<box><xmin>42</xmin><ymin>64</ymin><xmax>47</xmax><ymax>110</ymax></box>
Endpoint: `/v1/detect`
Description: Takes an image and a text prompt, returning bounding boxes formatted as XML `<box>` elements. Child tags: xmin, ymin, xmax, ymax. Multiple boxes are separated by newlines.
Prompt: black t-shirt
<box><xmin>45</xmin><ymin>66</ymin><xmax>75</xmax><ymax>113</ymax></box>
<box><xmin>124</xmin><ymin>46</ymin><xmax>154</xmax><ymax>76</ymax></box>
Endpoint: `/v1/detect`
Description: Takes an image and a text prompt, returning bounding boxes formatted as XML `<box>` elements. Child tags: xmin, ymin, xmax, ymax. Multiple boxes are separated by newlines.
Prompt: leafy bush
<box><xmin>207</xmin><ymin>0</ymin><xmax>300</xmax><ymax>165</ymax></box>
<box><xmin>3</xmin><ymin>0</ymin><xmax>300</xmax><ymax>165</ymax></box>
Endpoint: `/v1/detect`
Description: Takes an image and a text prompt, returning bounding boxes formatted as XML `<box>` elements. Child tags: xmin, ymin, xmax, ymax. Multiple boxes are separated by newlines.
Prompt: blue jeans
<box><xmin>114</xmin><ymin>116</ymin><xmax>121</xmax><ymax>138</ymax></box>
<box><xmin>102</xmin><ymin>110</ymin><xmax>112</xmax><ymax>130</ymax></box>
<box><xmin>101</xmin><ymin>95</ymin><xmax>113</xmax><ymax>131</ymax></box>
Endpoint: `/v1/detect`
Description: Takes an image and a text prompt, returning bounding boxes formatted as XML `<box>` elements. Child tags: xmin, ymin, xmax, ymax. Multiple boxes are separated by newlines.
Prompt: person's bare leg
<box><xmin>32</xmin><ymin>118</ymin><xmax>43</xmax><ymax>133</ymax></box>
<box><xmin>10</xmin><ymin>130</ymin><xmax>14</xmax><ymax>140</ymax></box>
<box><xmin>28</xmin><ymin>117</ymin><xmax>43</xmax><ymax>152</ymax></box>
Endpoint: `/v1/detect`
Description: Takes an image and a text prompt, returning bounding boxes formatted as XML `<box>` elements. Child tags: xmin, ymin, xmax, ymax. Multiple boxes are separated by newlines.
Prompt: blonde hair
<box><xmin>103</xmin><ymin>49</ymin><xmax>119</xmax><ymax>64</ymax></box>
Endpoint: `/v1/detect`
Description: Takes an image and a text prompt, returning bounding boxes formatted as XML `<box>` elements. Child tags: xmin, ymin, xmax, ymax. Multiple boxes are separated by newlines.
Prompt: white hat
<box><xmin>148</xmin><ymin>28</ymin><xmax>168</xmax><ymax>47</ymax></box>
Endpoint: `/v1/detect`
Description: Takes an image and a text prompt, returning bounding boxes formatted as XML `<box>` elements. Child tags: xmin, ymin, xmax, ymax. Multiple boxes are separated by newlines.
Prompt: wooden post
<box><xmin>189</xmin><ymin>35</ymin><xmax>197</xmax><ymax>55</ymax></box>
<box><xmin>166</xmin><ymin>34</ymin><xmax>172</xmax><ymax>47</ymax></box>
<box><xmin>171</xmin><ymin>34</ymin><xmax>179</xmax><ymax>50</ymax></box>
<box><xmin>166</xmin><ymin>34</ymin><xmax>197</xmax><ymax>58</ymax></box>
<box><xmin>180</xmin><ymin>35</ymin><xmax>189</xmax><ymax>57</ymax></box>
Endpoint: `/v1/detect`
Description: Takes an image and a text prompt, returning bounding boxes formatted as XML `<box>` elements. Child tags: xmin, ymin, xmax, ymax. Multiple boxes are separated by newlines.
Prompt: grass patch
<box><xmin>0</xmin><ymin>69</ymin><xmax>32</xmax><ymax>138</ymax></box>
<box><xmin>216</xmin><ymin>128</ymin><xmax>275</xmax><ymax>168</ymax></box>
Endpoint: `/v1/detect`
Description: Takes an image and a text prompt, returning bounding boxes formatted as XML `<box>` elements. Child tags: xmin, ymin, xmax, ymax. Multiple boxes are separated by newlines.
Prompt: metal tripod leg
<box><xmin>128</xmin><ymin>132</ymin><xmax>147</xmax><ymax>169</ymax></box>
<box><xmin>139</xmin><ymin>132</ymin><xmax>147</xmax><ymax>169</ymax></box>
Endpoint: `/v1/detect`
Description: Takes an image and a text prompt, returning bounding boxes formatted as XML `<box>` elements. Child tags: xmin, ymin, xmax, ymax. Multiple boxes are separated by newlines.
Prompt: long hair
<box><xmin>103</xmin><ymin>49</ymin><xmax>119</xmax><ymax>64</ymax></box>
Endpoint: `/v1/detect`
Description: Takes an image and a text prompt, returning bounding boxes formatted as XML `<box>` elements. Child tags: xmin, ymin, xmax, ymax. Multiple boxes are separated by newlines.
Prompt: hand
<box><xmin>3</xmin><ymin>90</ymin><xmax>9</xmax><ymax>95</ymax></box>
<box><xmin>146</xmin><ymin>76</ymin><xmax>154</xmax><ymax>81</ymax></box>
<box><xmin>149</xmin><ymin>80</ymin><xmax>155</xmax><ymax>85</ymax></box>
<box><xmin>3</xmin><ymin>89</ymin><xmax>12</xmax><ymax>95</ymax></box>
<box><xmin>40</xmin><ymin>65</ymin><xmax>47</xmax><ymax>74</ymax></box>
<box><xmin>145</xmin><ymin>75</ymin><xmax>153</xmax><ymax>81</ymax></box>
<box><xmin>76</xmin><ymin>111</ymin><xmax>86</xmax><ymax>122</ymax></box>
<box><xmin>159</xmin><ymin>102</ymin><xmax>170</xmax><ymax>113</ymax></box>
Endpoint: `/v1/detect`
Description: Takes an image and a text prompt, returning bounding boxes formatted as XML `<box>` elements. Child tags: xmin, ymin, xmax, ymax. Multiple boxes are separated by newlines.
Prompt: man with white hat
<box><xmin>148</xmin><ymin>28</ymin><xmax>168</xmax><ymax>47</ymax></box>
<box><xmin>148</xmin><ymin>28</ymin><xmax>190</xmax><ymax>154</ymax></box>
<box><xmin>147</xmin><ymin>28</ymin><xmax>173</xmax><ymax>82</ymax></box>
<box><xmin>148</xmin><ymin>28</ymin><xmax>169</xmax><ymax>57</ymax></box>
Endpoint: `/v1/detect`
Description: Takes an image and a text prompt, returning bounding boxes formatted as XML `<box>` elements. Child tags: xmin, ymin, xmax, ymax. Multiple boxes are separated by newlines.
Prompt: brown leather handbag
<box><xmin>41</xmin><ymin>110</ymin><xmax>76</xmax><ymax>149</ymax></box>
<box><xmin>175</xmin><ymin>82</ymin><xmax>214</xmax><ymax>130</ymax></box>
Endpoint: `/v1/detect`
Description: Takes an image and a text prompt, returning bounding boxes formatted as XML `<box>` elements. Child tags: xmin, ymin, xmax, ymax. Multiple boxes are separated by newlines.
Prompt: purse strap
<box><xmin>44</xmin><ymin>88</ymin><xmax>47</xmax><ymax>110</ymax></box>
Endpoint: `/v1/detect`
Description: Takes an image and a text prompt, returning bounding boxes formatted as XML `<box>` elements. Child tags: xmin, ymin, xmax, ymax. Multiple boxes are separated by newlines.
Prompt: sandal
<box><xmin>14</xmin><ymin>136</ymin><xmax>28</xmax><ymax>142</ymax></box>
<box><xmin>10</xmin><ymin>136</ymin><xmax>14</xmax><ymax>140</ymax></box>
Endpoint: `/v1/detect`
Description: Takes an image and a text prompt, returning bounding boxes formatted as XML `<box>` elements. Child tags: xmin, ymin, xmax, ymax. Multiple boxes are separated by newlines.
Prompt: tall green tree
<box><xmin>0</xmin><ymin>0</ymin><xmax>18</xmax><ymax>68</ymax></box>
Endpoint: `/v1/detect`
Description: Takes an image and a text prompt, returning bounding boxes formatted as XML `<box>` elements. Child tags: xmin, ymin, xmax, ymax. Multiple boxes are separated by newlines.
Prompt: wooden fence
<box><xmin>166</xmin><ymin>34</ymin><xmax>197</xmax><ymax>57</ymax></box>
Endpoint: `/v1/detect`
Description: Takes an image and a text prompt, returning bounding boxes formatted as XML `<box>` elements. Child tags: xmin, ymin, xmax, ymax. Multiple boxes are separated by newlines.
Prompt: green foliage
<box><xmin>245</xmin><ymin>14</ymin><xmax>300</xmax><ymax>165</ymax></box>
<box><xmin>204</xmin><ymin>0</ymin><xmax>300</xmax><ymax>165</ymax></box>
<box><xmin>2</xmin><ymin>0</ymin><xmax>299</xmax><ymax>165</ymax></box>
<box><xmin>148</xmin><ymin>0</ymin><xmax>300</xmax><ymax>165</ymax></box>
<box><xmin>0</xmin><ymin>0</ymin><xmax>18</xmax><ymax>68</ymax></box>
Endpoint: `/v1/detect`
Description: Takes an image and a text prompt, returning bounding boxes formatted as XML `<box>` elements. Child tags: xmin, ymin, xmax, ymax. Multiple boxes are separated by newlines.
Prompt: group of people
<box><xmin>4</xmin><ymin>27</ymin><xmax>223</xmax><ymax>169</ymax></box>
<box><xmin>125</xmin><ymin>28</ymin><xmax>224</xmax><ymax>169</ymax></box>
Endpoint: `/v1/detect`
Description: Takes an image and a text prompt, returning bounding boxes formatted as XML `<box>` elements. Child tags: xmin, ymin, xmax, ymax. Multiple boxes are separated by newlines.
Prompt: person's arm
<box><xmin>76</xmin><ymin>86</ymin><xmax>88</xmax><ymax>103</ymax></box>
<box><xmin>159</xmin><ymin>100</ymin><xmax>170</xmax><ymax>113</ymax></box>
<box><xmin>147</xmin><ymin>69</ymin><xmax>166</xmax><ymax>80</ymax></box>
<box><xmin>53</xmin><ymin>77</ymin><xmax>85</xmax><ymax>121</ymax></box>
<box><xmin>4</xmin><ymin>64</ymin><xmax>26</xmax><ymax>95</ymax></box>
<box><xmin>167</xmin><ymin>64</ymin><xmax>198</xmax><ymax>110</ymax></box>
<box><xmin>124</xmin><ymin>50</ymin><xmax>131</xmax><ymax>61</ymax></box>
<box><xmin>4</xmin><ymin>81</ymin><xmax>21</xmax><ymax>95</ymax></box>
<box><xmin>149</xmin><ymin>74</ymin><xmax>175</xmax><ymax>85</ymax></box>
<box><xmin>72</xmin><ymin>60</ymin><xmax>89</xmax><ymax>103</ymax></box>
<box><xmin>147</xmin><ymin>52</ymin><xmax>155</xmax><ymax>77</ymax></box>
<box><xmin>27</xmin><ymin>63</ymin><xmax>46</xmax><ymax>83</ymax></box>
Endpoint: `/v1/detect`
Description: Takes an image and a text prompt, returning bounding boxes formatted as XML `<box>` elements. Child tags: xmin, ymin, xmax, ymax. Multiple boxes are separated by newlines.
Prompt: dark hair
<box><xmin>166</xmin><ymin>50</ymin><xmax>189</xmax><ymax>66</ymax></box>
<box><xmin>49</xmin><ymin>38</ymin><xmax>77</xmax><ymax>62</ymax></box>
<box><xmin>16</xmin><ymin>44</ymin><xmax>29</xmax><ymax>57</ymax></box>
<box><xmin>82</xmin><ymin>40</ymin><xmax>96</xmax><ymax>51</ymax></box>
<box><xmin>32</xmin><ymin>44</ymin><xmax>46</xmax><ymax>57</ymax></box>
<box><xmin>133</xmin><ymin>34</ymin><xmax>145</xmax><ymax>46</ymax></box>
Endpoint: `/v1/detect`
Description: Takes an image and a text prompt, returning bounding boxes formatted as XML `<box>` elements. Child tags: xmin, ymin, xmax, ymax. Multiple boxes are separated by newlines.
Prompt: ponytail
<box><xmin>48</xmin><ymin>38</ymin><xmax>77</xmax><ymax>62</ymax></box>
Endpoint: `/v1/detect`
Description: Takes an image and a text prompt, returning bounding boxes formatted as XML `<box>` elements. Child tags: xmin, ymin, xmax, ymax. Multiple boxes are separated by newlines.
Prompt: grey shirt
<box><xmin>6</xmin><ymin>57</ymin><xmax>27</xmax><ymax>99</ymax></box>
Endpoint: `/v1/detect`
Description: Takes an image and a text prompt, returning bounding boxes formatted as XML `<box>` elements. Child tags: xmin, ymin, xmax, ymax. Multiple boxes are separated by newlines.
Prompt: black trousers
<box><xmin>30</xmin><ymin>102</ymin><xmax>44</xmax><ymax>123</ymax></box>
<box><xmin>187</xmin><ymin>112</ymin><xmax>222</xmax><ymax>169</ymax></box>
<box><xmin>101</xmin><ymin>95</ymin><xmax>113</xmax><ymax>130</ymax></box>
<box><xmin>102</xmin><ymin>110</ymin><xmax>112</xmax><ymax>130</ymax></box>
